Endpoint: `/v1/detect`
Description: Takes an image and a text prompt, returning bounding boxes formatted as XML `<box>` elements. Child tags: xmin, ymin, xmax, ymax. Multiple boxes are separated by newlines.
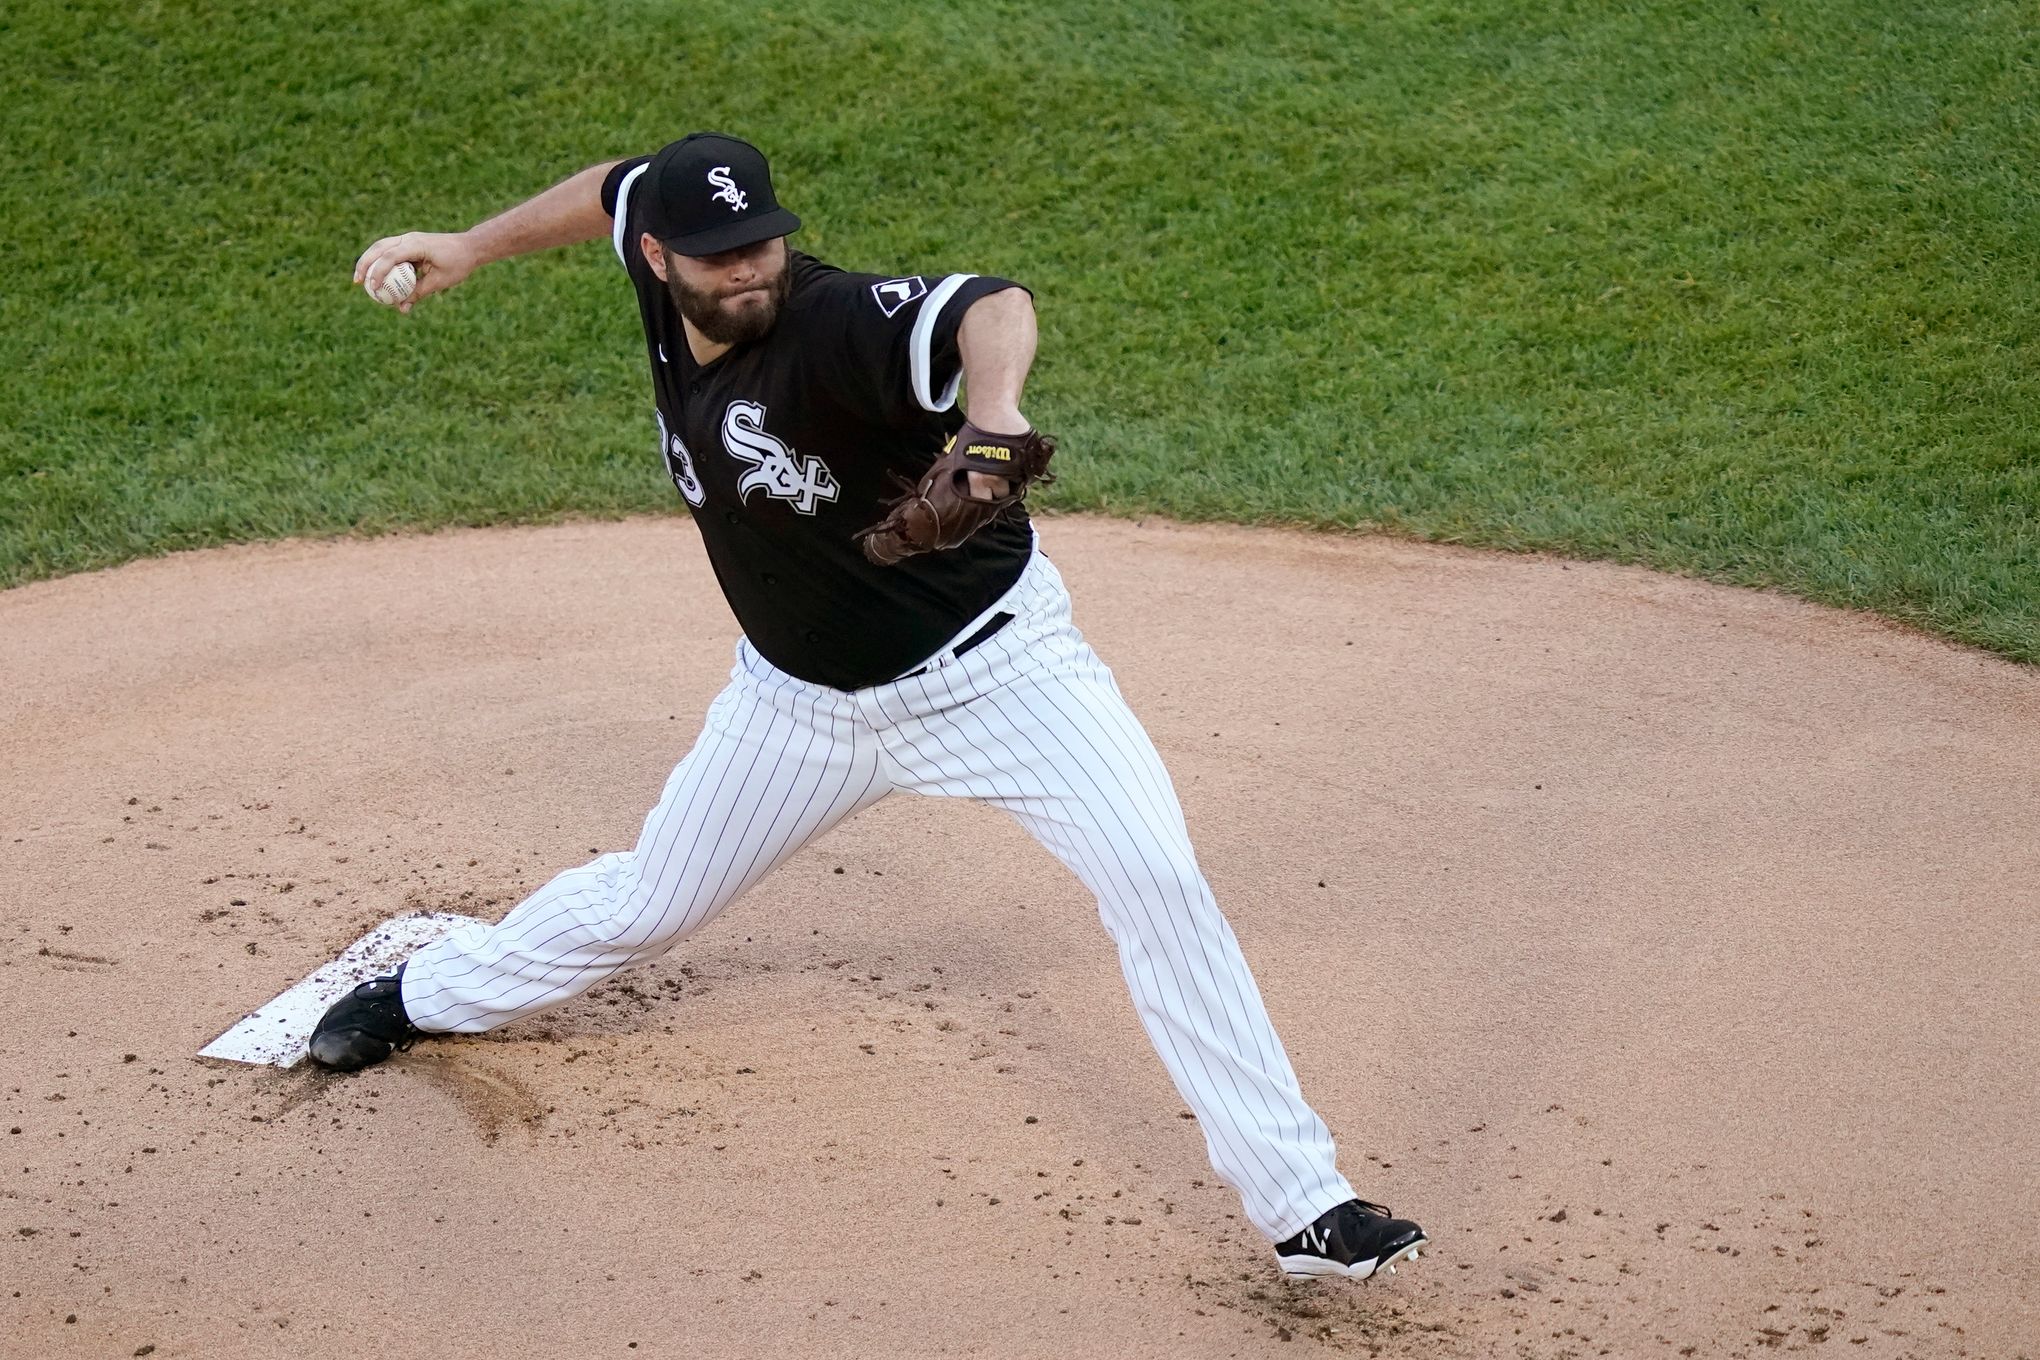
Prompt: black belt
<box><xmin>900</xmin><ymin>611</ymin><xmax>1014</xmax><ymax>680</ymax></box>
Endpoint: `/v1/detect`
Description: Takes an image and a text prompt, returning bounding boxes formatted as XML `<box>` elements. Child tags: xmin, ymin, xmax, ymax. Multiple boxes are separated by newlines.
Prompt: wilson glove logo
<box><xmin>721</xmin><ymin>400</ymin><xmax>840</xmax><ymax>514</ymax></box>
<box><xmin>706</xmin><ymin>166</ymin><xmax>749</xmax><ymax>213</ymax></box>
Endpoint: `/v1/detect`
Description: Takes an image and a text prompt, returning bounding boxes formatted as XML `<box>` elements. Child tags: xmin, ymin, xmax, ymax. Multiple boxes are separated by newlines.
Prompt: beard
<box><xmin>663</xmin><ymin>248</ymin><xmax>792</xmax><ymax>345</ymax></box>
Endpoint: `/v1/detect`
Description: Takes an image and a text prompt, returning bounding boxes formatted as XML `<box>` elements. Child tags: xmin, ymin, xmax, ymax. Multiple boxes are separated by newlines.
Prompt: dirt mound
<box><xmin>2</xmin><ymin>516</ymin><xmax>2032</xmax><ymax>1357</ymax></box>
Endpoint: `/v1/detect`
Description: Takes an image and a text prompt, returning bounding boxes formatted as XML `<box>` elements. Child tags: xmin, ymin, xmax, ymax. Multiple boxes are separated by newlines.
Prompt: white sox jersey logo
<box><xmin>706</xmin><ymin>166</ymin><xmax>748</xmax><ymax>213</ymax></box>
<box><xmin>720</xmin><ymin>400</ymin><xmax>839</xmax><ymax>514</ymax></box>
<box><xmin>656</xmin><ymin>409</ymin><xmax>705</xmax><ymax>507</ymax></box>
<box><xmin>870</xmin><ymin>276</ymin><xmax>927</xmax><ymax>318</ymax></box>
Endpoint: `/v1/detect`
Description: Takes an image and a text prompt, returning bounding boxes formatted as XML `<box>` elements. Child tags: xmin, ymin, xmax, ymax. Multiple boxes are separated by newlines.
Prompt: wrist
<box><xmin>458</xmin><ymin>226</ymin><xmax>499</xmax><ymax>269</ymax></box>
<box><xmin>965</xmin><ymin>404</ymin><xmax>1028</xmax><ymax>434</ymax></box>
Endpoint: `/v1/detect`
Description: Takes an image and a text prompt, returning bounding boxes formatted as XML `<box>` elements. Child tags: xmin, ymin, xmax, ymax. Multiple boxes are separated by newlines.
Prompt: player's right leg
<box><xmin>308</xmin><ymin>642</ymin><xmax>890</xmax><ymax>1068</ymax></box>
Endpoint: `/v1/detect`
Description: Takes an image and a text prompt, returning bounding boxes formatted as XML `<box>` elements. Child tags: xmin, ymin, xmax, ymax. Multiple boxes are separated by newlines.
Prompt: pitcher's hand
<box><xmin>353</xmin><ymin>232</ymin><xmax>483</xmax><ymax>314</ymax></box>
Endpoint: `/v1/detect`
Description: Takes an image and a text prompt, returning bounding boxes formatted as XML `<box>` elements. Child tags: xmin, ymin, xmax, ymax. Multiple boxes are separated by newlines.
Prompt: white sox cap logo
<box><xmin>706</xmin><ymin>166</ymin><xmax>748</xmax><ymax>213</ymax></box>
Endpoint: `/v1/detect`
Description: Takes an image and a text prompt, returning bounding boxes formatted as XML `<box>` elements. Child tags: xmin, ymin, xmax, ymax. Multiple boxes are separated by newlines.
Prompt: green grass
<box><xmin>5</xmin><ymin>0</ymin><xmax>2037</xmax><ymax>657</ymax></box>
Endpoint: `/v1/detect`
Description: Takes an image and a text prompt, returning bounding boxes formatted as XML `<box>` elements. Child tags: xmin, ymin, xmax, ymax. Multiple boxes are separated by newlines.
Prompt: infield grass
<box><xmin>5</xmin><ymin>0</ymin><xmax>2037</xmax><ymax>657</ymax></box>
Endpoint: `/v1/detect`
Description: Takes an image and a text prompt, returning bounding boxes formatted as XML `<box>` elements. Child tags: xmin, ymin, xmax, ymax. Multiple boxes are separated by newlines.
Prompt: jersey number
<box><xmin>720</xmin><ymin>400</ymin><xmax>840</xmax><ymax>515</ymax></box>
<box><xmin>656</xmin><ymin>409</ymin><xmax>706</xmax><ymax>507</ymax></box>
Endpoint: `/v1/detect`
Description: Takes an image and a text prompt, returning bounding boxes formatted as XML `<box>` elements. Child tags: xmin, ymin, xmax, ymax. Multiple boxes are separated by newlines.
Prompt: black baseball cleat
<box><xmin>1275</xmin><ymin>1199</ymin><xmax>1429</xmax><ymax>1281</ymax></box>
<box><xmin>307</xmin><ymin>967</ymin><xmax>423</xmax><ymax>1072</ymax></box>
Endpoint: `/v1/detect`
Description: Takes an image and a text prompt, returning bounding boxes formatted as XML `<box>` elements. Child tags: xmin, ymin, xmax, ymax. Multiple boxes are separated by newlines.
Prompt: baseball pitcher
<box><xmin>323</xmin><ymin>132</ymin><xmax>1426</xmax><ymax>1282</ymax></box>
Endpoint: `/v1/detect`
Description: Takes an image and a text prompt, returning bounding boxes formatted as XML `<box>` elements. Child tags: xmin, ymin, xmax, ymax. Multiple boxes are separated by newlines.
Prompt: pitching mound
<box><xmin>2</xmin><ymin>516</ymin><xmax>2033</xmax><ymax>1358</ymax></box>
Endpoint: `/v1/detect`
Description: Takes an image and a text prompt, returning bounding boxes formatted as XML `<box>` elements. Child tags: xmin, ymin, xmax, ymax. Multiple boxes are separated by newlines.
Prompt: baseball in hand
<box><xmin>366</xmin><ymin>261</ymin><xmax>417</xmax><ymax>307</ymax></box>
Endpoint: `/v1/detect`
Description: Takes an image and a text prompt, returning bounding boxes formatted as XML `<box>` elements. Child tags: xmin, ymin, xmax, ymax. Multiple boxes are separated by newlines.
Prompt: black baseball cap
<box><xmin>642</xmin><ymin>132</ymin><xmax>801</xmax><ymax>257</ymax></box>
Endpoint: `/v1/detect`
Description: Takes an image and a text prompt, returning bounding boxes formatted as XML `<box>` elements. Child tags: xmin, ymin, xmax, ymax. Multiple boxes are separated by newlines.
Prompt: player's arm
<box><xmin>956</xmin><ymin>288</ymin><xmax>1040</xmax><ymax>498</ymax></box>
<box><xmin>853</xmin><ymin>281</ymin><xmax>1058</xmax><ymax>566</ymax></box>
<box><xmin>957</xmin><ymin>287</ymin><xmax>1038</xmax><ymax>432</ymax></box>
<box><xmin>352</xmin><ymin>159</ymin><xmax>626</xmax><ymax>314</ymax></box>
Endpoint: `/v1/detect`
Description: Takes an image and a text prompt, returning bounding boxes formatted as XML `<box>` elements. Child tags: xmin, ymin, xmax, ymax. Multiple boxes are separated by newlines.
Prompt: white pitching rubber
<box><xmin>197</xmin><ymin>912</ymin><xmax>482</xmax><ymax>1066</ymax></box>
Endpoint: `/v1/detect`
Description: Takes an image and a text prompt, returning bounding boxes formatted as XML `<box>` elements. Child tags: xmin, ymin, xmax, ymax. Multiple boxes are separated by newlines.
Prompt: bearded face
<box><xmin>661</xmin><ymin>238</ymin><xmax>792</xmax><ymax>345</ymax></box>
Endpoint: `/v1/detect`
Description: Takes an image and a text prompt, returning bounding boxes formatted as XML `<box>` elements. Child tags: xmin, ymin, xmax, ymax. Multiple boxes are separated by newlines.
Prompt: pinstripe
<box><xmin>405</xmin><ymin>693</ymin><xmax>748</xmax><ymax>1010</ymax></box>
<box><xmin>409</xmin><ymin>863</ymin><xmax>636</xmax><ymax>1013</ymax></box>
<box><xmin>913</xmin><ymin>578</ymin><xmax>1350</xmax><ymax>1234</ymax></box>
<box><xmin>731</xmin><ymin>682</ymin><xmax>885</xmax><ymax>894</ymax></box>
<box><xmin>1026</xmin><ymin>667</ymin><xmax>1331</xmax><ymax>1204</ymax></box>
<box><xmin>627</xmin><ymin>670</ymin><xmax>860</xmax><ymax>935</ymax></box>
<box><xmin>427</xmin><ymin>676</ymin><xmax>772</xmax><ymax>997</ymax></box>
<box><xmin>988</xmin><ymin>676</ymin><xmax>1295</xmax><ymax>1226</ymax></box>
<box><xmin>1057</xmin><ymin>660</ymin><xmax>1182</xmax><ymax>835</ymax></box>
<box><xmin>944</xmin><ymin>676</ymin><xmax>1295</xmax><ymax>1229</ymax></box>
<box><xmin>874</xmin><ymin>701</ymin><xmax>942</xmax><ymax>785</ymax></box>
<box><xmin>926</xmin><ymin>666</ymin><xmax>1183</xmax><ymax>1048</ymax></box>
<box><xmin>407</xmin><ymin>660</ymin><xmax>880</xmax><ymax>1028</ymax></box>
<box><xmin>472</xmin><ymin>674</ymin><xmax>782</xmax><ymax>1000</ymax></box>
<box><xmin>396</xmin><ymin>546</ymin><xmax>1352</xmax><ymax>1242</ymax></box>
<box><xmin>645</xmin><ymin>665</ymin><xmax>803</xmax><ymax>907</ymax></box>
<box><xmin>420</xmin><ymin>754</ymin><xmax>740</xmax><ymax>1018</ymax></box>
<box><xmin>407</xmin><ymin>874</ymin><xmax>612</xmax><ymax>1023</ymax></box>
<box><xmin>908</xmin><ymin>672</ymin><xmax>1006</xmax><ymax>795</ymax></box>
<box><xmin>1051</xmin><ymin>665</ymin><xmax>1322</xmax><ymax>1189</ymax></box>
<box><xmin>707</xmin><ymin>681</ymin><xmax>826</xmax><ymax>902</ymax></box>
<box><xmin>673</xmin><ymin>683</ymin><xmax>803</xmax><ymax>918</ymax></box>
<box><xmin>632</xmin><ymin>665</ymin><xmax>797</xmax><ymax>918</ymax></box>
<box><xmin>925</xmin><ymin>663</ymin><xmax>1062</xmax><ymax>819</ymax></box>
<box><xmin>883</xmin><ymin>676</ymin><xmax>998</xmax><ymax>798</ymax></box>
<box><xmin>909</xmin><ymin>637</ymin><xmax>1296</xmax><ymax>1226</ymax></box>
<box><xmin>1032</xmin><ymin>675</ymin><xmax>1285</xmax><ymax>1079</ymax></box>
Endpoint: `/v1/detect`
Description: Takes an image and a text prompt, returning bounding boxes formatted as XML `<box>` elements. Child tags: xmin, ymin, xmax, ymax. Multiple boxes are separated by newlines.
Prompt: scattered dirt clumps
<box><xmin>2</xmin><ymin>516</ymin><xmax>2034</xmax><ymax>1357</ymax></box>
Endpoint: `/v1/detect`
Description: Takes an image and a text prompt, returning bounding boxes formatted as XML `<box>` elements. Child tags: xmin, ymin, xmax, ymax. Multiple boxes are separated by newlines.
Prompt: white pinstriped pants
<box><xmin>401</xmin><ymin>545</ymin><xmax>1356</xmax><ymax>1241</ymax></box>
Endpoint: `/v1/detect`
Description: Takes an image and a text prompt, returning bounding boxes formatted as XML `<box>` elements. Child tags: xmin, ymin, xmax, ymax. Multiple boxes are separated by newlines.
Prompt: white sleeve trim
<box><xmin>610</xmin><ymin>163</ymin><xmax>650</xmax><ymax>268</ymax></box>
<box><xmin>909</xmin><ymin>272</ymin><xmax>977</xmax><ymax>413</ymax></box>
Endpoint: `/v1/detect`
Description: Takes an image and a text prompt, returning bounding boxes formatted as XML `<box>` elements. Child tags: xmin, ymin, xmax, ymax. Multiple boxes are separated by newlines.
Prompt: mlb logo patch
<box><xmin>871</xmin><ymin>276</ymin><xmax>927</xmax><ymax>318</ymax></box>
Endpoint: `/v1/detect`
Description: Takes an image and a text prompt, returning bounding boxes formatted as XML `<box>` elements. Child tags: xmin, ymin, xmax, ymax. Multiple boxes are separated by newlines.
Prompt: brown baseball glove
<box><xmin>855</xmin><ymin>420</ymin><xmax>1057</xmax><ymax>566</ymax></box>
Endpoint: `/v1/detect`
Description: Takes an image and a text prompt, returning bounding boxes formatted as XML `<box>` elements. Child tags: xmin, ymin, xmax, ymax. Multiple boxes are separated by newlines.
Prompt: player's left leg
<box><xmin>865</xmin><ymin>555</ymin><xmax>1379</xmax><ymax>1249</ymax></box>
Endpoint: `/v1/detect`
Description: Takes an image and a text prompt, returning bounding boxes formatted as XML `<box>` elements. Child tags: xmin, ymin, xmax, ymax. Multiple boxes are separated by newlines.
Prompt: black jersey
<box><xmin>602</xmin><ymin>157</ymin><xmax>1034</xmax><ymax>691</ymax></box>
